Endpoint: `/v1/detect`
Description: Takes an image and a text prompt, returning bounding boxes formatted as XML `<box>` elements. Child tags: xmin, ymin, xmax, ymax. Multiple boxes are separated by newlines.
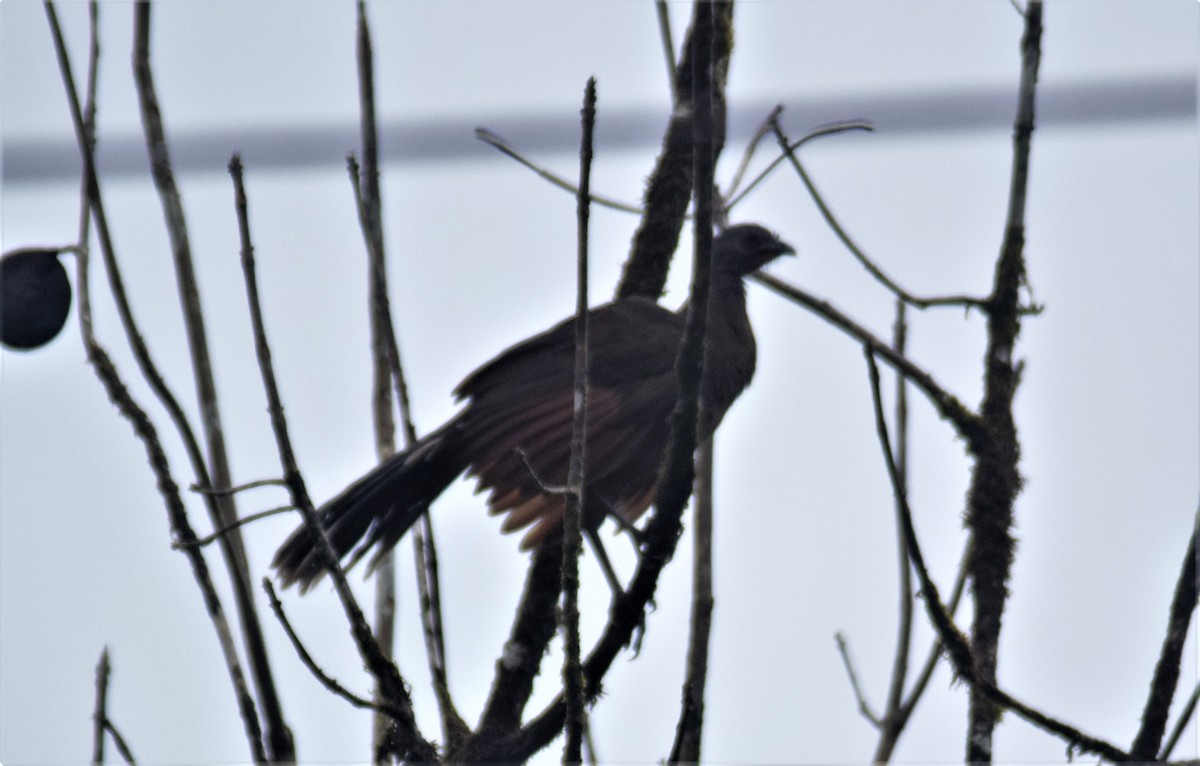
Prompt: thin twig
<box><xmin>47</xmin><ymin>4</ymin><xmax>267</xmax><ymax>761</ymax></box>
<box><xmin>474</xmin><ymin>128</ymin><xmax>643</xmax><ymax>215</ymax></box>
<box><xmin>104</xmin><ymin>722</ymin><xmax>137</xmax><ymax>765</ymax></box>
<box><xmin>562</xmin><ymin>75</ymin><xmax>597</xmax><ymax>765</ymax></box>
<box><xmin>91</xmin><ymin>647</ymin><xmax>111</xmax><ymax>764</ymax></box>
<box><xmin>175</xmin><ymin>506</ymin><xmax>295</xmax><ymax>549</ymax></box>
<box><xmin>1130</xmin><ymin>506</ymin><xmax>1200</xmax><ymax>759</ymax></box>
<box><xmin>834</xmin><ymin>632</ymin><xmax>881</xmax><ymax>727</ymax></box>
<box><xmin>750</xmin><ymin>271</ymin><xmax>985</xmax><ymax>451</ymax></box>
<box><xmin>1160</xmin><ymin>679</ymin><xmax>1200</xmax><ymax>760</ymax></box>
<box><xmin>893</xmin><ymin>541</ymin><xmax>970</xmax><ymax>736</ymax></box>
<box><xmin>670</xmin><ymin>434</ymin><xmax>715</xmax><ymax>761</ymax></box>
<box><xmin>654</xmin><ymin>0</ymin><xmax>676</xmax><ymax>95</ymax></box>
<box><xmin>262</xmin><ymin>578</ymin><xmax>408</xmax><ymax>720</ymax></box>
<box><xmin>725</xmin><ymin>116</ymin><xmax>873</xmax><ymax>212</ymax></box>
<box><xmin>229</xmin><ymin>155</ymin><xmax>436</xmax><ymax>762</ymax></box>
<box><xmin>770</xmin><ymin>118</ymin><xmax>988</xmax><ymax>312</ymax></box>
<box><xmin>873</xmin><ymin>300</ymin><xmax>913</xmax><ymax>762</ymax></box>
<box><xmin>722</xmin><ymin>105</ymin><xmax>784</xmax><ymax>208</ymax></box>
<box><xmin>190</xmin><ymin>477</ymin><xmax>287</xmax><ymax>497</ymax></box>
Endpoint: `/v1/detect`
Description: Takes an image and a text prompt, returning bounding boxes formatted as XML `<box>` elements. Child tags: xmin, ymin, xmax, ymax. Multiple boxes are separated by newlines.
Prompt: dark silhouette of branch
<box><xmin>616</xmin><ymin>1</ymin><xmax>733</xmax><ymax>300</ymax></box>
<box><xmin>964</xmin><ymin>3</ymin><xmax>1041</xmax><ymax>759</ymax></box>
<box><xmin>46</xmin><ymin>4</ymin><xmax>268</xmax><ymax>761</ymax></box>
<box><xmin>872</xmin><ymin>300</ymin><xmax>914</xmax><ymax>760</ymax></box>
<box><xmin>749</xmin><ymin>272</ymin><xmax>985</xmax><ymax>451</ymax></box>
<box><xmin>176</xmin><ymin>506</ymin><xmax>294</xmax><ymax>549</ymax></box>
<box><xmin>1161</xmin><ymin>679</ymin><xmax>1200</xmax><ymax>760</ymax></box>
<box><xmin>91</xmin><ymin>651</ymin><xmax>137</xmax><ymax>766</ymax></box>
<box><xmin>654</xmin><ymin>0</ymin><xmax>677</xmax><ymax>95</ymax></box>
<box><xmin>664</xmin><ymin>4</ymin><xmax>715</xmax><ymax>757</ymax></box>
<box><xmin>492</xmin><ymin>8</ymin><xmax>725</xmax><ymax>759</ymax></box>
<box><xmin>864</xmin><ymin>349</ymin><xmax>1130</xmax><ymax>763</ymax></box>
<box><xmin>229</xmin><ymin>155</ymin><xmax>436</xmax><ymax>763</ymax></box>
<box><xmin>770</xmin><ymin>118</ymin><xmax>988</xmax><ymax>312</ymax></box>
<box><xmin>346</xmin><ymin>3</ymin><xmax>446</xmax><ymax>756</ymax></box>
<box><xmin>562</xmin><ymin>76</ymin><xmax>597</xmax><ymax>763</ymax></box>
<box><xmin>131</xmin><ymin>7</ymin><xmax>294</xmax><ymax>759</ymax></box>
<box><xmin>262</xmin><ymin>578</ymin><xmax>409</xmax><ymax>721</ymax></box>
<box><xmin>835</xmin><ymin>632</ymin><xmax>881</xmax><ymax>727</ymax></box>
<box><xmin>474</xmin><ymin>129</ymin><xmax>643</xmax><ymax>216</ymax></box>
<box><xmin>1130</xmin><ymin>506</ymin><xmax>1200</xmax><ymax>760</ymax></box>
<box><xmin>669</xmin><ymin>434</ymin><xmax>714</xmax><ymax>762</ymax></box>
<box><xmin>725</xmin><ymin>112</ymin><xmax>873</xmax><ymax>214</ymax></box>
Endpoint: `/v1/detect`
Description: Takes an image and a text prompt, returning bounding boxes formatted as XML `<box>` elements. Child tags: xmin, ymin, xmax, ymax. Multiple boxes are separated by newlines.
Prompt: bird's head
<box><xmin>713</xmin><ymin>223</ymin><xmax>795</xmax><ymax>276</ymax></box>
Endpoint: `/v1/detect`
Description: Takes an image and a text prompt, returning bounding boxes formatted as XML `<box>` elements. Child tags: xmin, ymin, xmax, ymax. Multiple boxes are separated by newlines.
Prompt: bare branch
<box><xmin>46</xmin><ymin>4</ymin><xmax>267</xmax><ymax>760</ymax></box>
<box><xmin>562</xmin><ymin>76</ymin><xmax>597</xmax><ymax>763</ymax></box>
<box><xmin>872</xmin><ymin>300</ymin><xmax>914</xmax><ymax>761</ymax></box>
<box><xmin>262</xmin><ymin>579</ymin><xmax>409</xmax><ymax>720</ymax></box>
<box><xmin>725</xmin><ymin>116</ymin><xmax>873</xmax><ymax>212</ymax></box>
<box><xmin>1130</xmin><ymin>506</ymin><xmax>1200</xmax><ymax>760</ymax></box>
<box><xmin>1161</xmin><ymin>679</ymin><xmax>1200</xmax><ymax>760</ymax></box>
<box><xmin>474</xmin><ymin>128</ymin><xmax>644</xmax><ymax>215</ymax></box>
<box><xmin>835</xmin><ymin>632</ymin><xmax>881</xmax><ymax>728</ymax></box>
<box><xmin>616</xmin><ymin>1</ymin><xmax>733</xmax><ymax>301</ymax></box>
<box><xmin>654</xmin><ymin>0</ymin><xmax>676</xmax><ymax>95</ymax></box>
<box><xmin>190</xmin><ymin>477</ymin><xmax>287</xmax><ymax>497</ymax></box>
<box><xmin>229</xmin><ymin>155</ymin><xmax>436</xmax><ymax>762</ymax></box>
<box><xmin>864</xmin><ymin>349</ymin><xmax>1129</xmax><ymax>763</ymax></box>
<box><xmin>750</xmin><ymin>272</ymin><xmax>985</xmax><ymax>451</ymax></box>
<box><xmin>174</xmin><ymin>506</ymin><xmax>295</xmax><ymax>549</ymax></box>
<box><xmin>964</xmin><ymin>3</ymin><xmax>1041</xmax><ymax>757</ymax></box>
<box><xmin>669</xmin><ymin>434</ymin><xmax>715</xmax><ymax>762</ymax></box>
<box><xmin>132</xmin><ymin>11</ymin><xmax>294</xmax><ymax>756</ymax></box>
<box><xmin>91</xmin><ymin>647</ymin><xmax>112</xmax><ymax>764</ymax></box>
<box><xmin>769</xmin><ymin>118</ymin><xmax>987</xmax><ymax>311</ymax></box>
<box><xmin>505</xmin><ymin>8</ymin><xmax>729</xmax><ymax>758</ymax></box>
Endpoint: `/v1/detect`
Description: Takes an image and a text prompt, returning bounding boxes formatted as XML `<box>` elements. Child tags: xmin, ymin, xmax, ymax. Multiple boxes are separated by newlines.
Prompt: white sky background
<box><xmin>1</xmin><ymin>1</ymin><xmax>1198</xmax><ymax>763</ymax></box>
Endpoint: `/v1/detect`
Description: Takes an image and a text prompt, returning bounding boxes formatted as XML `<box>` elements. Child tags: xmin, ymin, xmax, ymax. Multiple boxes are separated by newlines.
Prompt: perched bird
<box><xmin>274</xmin><ymin>223</ymin><xmax>794</xmax><ymax>592</ymax></box>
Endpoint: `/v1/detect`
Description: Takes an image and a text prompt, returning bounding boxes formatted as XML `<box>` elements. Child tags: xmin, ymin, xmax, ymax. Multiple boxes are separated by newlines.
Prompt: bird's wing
<box><xmin>454</xmin><ymin>297</ymin><xmax>685</xmax><ymax>547</ymax></box>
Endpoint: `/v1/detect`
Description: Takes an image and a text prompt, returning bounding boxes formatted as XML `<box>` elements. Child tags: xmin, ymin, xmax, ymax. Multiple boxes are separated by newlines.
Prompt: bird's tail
<box><xmin>272</xmin><ymin>418</ymin><xmax>468</xmax><ymax>592</ymax></box>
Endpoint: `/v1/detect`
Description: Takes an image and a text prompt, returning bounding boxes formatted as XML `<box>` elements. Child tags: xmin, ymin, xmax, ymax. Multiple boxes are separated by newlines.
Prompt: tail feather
<box><xmin>272</xmin><ymin>419</ymin><xmax>468</xmax><ymax>592</ymax></box>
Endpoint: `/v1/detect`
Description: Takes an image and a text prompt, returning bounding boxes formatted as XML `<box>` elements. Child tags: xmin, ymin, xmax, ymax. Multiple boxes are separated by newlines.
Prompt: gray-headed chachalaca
<box><xmin>274</xmin><ymin>223</ymin><xmax>794</xmax><ymax>591</ymax></box>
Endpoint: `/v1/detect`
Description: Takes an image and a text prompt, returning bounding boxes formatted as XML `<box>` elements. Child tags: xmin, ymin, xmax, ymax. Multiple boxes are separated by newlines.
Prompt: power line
<box><xmin>5</xmin><ymin>75</ymin><xmax>1194</xmax><ymax>184</ymax></box>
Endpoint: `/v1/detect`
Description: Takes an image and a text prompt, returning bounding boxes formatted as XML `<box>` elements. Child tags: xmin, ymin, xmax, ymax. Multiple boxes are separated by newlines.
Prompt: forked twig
<box><xmin>770</xmin><ymin>117</ymin><xmax>988</xmax><ymax>311</ymax></box>
<box><xmin>863</xmin><ymin>349</ymin><xmax>1130</xmax><ymax>763</ymax></box>
<box><xmin>262</xmin><ymin>578</ymin><xmax>409</xmax><ymax>720</ymax></box>
<box><xmin>750</xmin><ymin>271</ymin><xmax>985</xmax><ymax>451</ymax></box>
<box><xmin>835</xmin><ymin>632</ymin><xmax>881</xmax><ymax>727</ymax></box>
<box><xmin>725</xmin><ymin>114</ymin><xmax>873</xmax><ymax>212</ymax></box>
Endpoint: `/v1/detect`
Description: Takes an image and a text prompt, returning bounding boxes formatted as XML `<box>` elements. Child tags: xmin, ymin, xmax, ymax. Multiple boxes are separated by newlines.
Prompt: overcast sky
<box><xmin>2</xmin><ymin>1</ymin><xmax>1198</xmax><ymax>764</ymax></box>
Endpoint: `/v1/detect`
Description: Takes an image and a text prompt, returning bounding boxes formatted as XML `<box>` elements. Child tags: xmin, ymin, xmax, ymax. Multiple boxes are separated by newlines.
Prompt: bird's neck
<box><xmin>697</xmin><ymin>271</ymin><xmax>757</xmax><ymax>437</ymax></box>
